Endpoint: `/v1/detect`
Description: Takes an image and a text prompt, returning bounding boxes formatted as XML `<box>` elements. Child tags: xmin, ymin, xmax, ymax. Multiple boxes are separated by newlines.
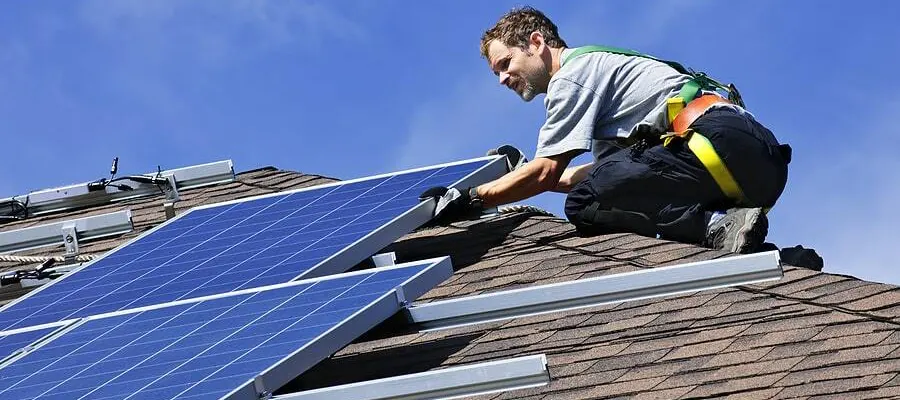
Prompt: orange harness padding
<box><xmin>671</xmin><ymin>94</ymin><xmax>732</xmax><ymax>133</ymax></box>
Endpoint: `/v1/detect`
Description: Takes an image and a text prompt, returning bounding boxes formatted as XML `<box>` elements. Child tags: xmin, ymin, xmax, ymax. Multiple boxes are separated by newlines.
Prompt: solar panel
<box><xmin>0</xmin><ymin>326</ymin><xmax>59</xmax><ymax>364</ymax></box>
<box><xmin>0</xmin><ymin>157</ymin><xmax>503</xmax><ymax>331</ymax></box>
<box><xmin>0</xmin><ymin>257</ymin><xmax>451</xmax><ymax>400</ymax></box>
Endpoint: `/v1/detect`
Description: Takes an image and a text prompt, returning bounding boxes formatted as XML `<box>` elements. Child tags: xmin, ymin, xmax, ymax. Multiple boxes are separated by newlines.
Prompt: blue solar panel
<box><xmin>0</xmin><ymin>258</ymin><xmax>451</xmax><ymax>400</ymax></box>
<box><xmin>0</xmin><ymin>157</ymin><xmax>502</xmax><ymax>331</ymax></box>
<box><xmin>0</xmin><ymin>327</ymin><xmax>57</xmax><ymax>363</ymax></box>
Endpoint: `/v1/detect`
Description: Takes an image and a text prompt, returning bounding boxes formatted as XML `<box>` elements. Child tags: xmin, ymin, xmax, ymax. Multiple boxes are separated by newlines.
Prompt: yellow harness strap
<box><xmin>664</xmin><ymin>96</ymin><xmax>748</xmax><ymax>205</ymax></box>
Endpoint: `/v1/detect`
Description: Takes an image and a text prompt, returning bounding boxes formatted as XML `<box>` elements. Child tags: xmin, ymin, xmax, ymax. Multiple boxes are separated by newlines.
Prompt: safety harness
<box><xmin>562</xmin><ymin>45</ymin><xmax>750</xmax><ymax>205</ymax></box>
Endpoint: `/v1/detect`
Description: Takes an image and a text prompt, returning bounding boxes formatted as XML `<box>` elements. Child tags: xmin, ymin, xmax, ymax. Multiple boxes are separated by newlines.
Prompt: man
<box><xmin>420</xmin><ymin>6</ymin><xmax>790</xmax><ymax>253</ymax></box>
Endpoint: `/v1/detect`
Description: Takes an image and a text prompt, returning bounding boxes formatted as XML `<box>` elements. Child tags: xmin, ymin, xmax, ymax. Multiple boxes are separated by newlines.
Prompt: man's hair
<box><xmin>480</xmin><ymin>6</ymin><xmax>567</xmax><ymax>59</ymax></box>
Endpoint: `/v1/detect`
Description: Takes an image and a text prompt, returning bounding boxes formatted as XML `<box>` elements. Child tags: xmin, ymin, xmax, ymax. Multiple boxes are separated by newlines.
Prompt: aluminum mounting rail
<box><xmin>5</xmin><ymin>160</ymin><xmax>234</xmax><ymax>216</ymax></box>
<box><xmin>274</xmin><ymin>354</ymin><xmax>549</xmax><ymax>400</ymax></box>
<box><xmin>0</xmin><ymin>210</ymin><xmax>133</xmax><ymax>254</ymax></box>
<box><xmin>406</xmin><ymin>250</ymin><xmax>782</xmax><ymax>331</ymax></box>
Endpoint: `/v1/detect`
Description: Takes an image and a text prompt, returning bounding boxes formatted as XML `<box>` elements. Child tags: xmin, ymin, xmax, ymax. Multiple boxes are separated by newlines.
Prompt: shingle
<box><xmin>647</xmin><ymin>303</ymin><xmax>731</xmax><ymax>325</ymax></box>
<box><xmin>812</xmin><ymin>283</ymin><xmax>895</xmax><ymax>306</ymax></box>
<box><xmin>584</xmin><ymin>349</ymin><xmax>671</xmax><ymax>372</ymax></box>
<box><xmin>776</xmin><ymin>374</ymin><xmax>897</xmax><ymax>398</ymax></box>
<box><xmin>818</xmin><ymin>331</ymin><xmax>892</xmax><ymax>351</ymax></box>
<box><xmin>689</xmin><ymin>306</ymin><xmax>821</xmax><ymax>331</ymax></box>
<box><xmin>702</xmin><ymin>347</ymin><xmax>774</xmax><ymax>368</ymax></box>
<box><xmin>724</xmin><ymin>327</ymin><xmax>824</xmax><ymax>353</ymax></box>
<box><xmin>552</xmin><ymin>376</ymin><xmax>667</xmax><ymax>400</ymax></box>
<box><xmin>660</xmin><ymin>338</ymin><xmax>734</xmax><ymax>361</ymax></box>
<box><xmin>804</xmin><ymin>386</ymin><xmax>900</xmax><ymax>400</ymax></box>
<box><xmin>578</xmin><ymin>234</ymin><xmax>648</xmax><ymax>255</ymax></box>
<box><xmin>552</xmin><ymin>359</ymin><xmax>601</xmax><ymax>378</ymax></box>
<box><xmin>618</xmin><ymin>335</ymin><xmax>689</xmax><ymax>357</ymax></box>
<box><xmin>794</xmin><ymin>344</ymin><xmax>900</xmax><ymax>373</ymax></box>
<box><xmin>617</xmin><ymin>357</ymin><xmax>711</xmax><ymax>381</ymax></box>
<box><xmin>873</xmin><ymin>304</ymin><xmax>900</xmax><ymax>321</ymax></box>
<box><xmin>679</xmin><ymin>373</ymin><xmax>789</xmax><ymax>398</ymax></box>
<box><xmin>714</xmin><ymin>297</ymin><xmax>798</xmax><ymax>317</ymax></box>
<box><xmin>723</xmin><ymin>387</ymin><xmax>784</xmax><ymax>400</ymax></box>
<box><xmin>632</xmin><ymin>386</ymin><xmax>695</xmax><ymax>400</ymax></box>
<box><xmin>760</xmin><ymin>341</ymin><xmax>829</xmax><ymax>361</ymax></box>
<box><xmin>619</xmin><ymin>292</ymin><xmax>717</xmax><ymax>317</ymax></box>
<box><xmin>786</xmin><ymin>355</ymin><xmax>900</xmax><ymax>381</ymax></box>
<box><xmin>636</xmin><ymin>245</ymin><xmax>710</xmax><ymax>265</ymax></box>
<box><xmin>790</xmin><ymin>279</ymin><xmax>875</xmax><ymax>301</ymax></box>
<box><xmin>562</xmin><ymin>368</ymin><xmax>632</xmax><ymax>390</ymax></box>
<box><xmin>765</xmin><ymin>273</ymin><xmax>853</xmax><ymax>296</ymax></box>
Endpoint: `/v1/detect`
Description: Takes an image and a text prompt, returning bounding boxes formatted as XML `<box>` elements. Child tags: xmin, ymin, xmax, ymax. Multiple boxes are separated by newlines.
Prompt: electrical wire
<box><xmin>0</xmin><ymin>198</ymin><xmax>29</xmax><ymax>222</ymax></box>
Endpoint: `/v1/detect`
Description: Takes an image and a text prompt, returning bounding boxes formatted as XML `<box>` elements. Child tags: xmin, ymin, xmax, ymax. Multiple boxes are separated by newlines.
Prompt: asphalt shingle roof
<box><xmin>1</xmin><ymin>166</ymin><xmax>898</xmax><ymax>399</ymax></box>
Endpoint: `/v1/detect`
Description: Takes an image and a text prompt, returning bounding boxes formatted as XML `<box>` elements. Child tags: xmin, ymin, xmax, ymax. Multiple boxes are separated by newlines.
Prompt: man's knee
<box><xmin>565</xmin><ymin>198</ymin><xmax>656</xmax><ymax>238</ymax></box>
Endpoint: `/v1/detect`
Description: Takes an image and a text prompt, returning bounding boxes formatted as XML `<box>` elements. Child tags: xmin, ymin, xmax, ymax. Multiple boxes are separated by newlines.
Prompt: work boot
<box><xmin>704</xmin><ymin>208</ymin><xmax>768</xmax><ymax>253</ymax></box>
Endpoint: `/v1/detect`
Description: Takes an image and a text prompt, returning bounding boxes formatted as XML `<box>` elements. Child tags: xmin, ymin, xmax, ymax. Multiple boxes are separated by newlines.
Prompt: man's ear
<box><xmin>529</xmin><ymin>31</ymin><xmax>545</xmax><ymax>52</ymax></box>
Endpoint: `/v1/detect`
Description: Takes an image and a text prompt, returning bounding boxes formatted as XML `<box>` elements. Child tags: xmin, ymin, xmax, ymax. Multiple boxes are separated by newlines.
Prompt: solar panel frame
<box><xmin>0</xmin><ymin>257</ymin><xmax>453</xmax><ymax>400</ymax></box>
<box><xmin>0</xmin><ymin>324</ymin><xmax>67</xmax><ymax>366</ymax></box>
<box><xmin>0</xmin><ymin>156</ymin><xmax>504</xmax><ymax>330</ymax></box>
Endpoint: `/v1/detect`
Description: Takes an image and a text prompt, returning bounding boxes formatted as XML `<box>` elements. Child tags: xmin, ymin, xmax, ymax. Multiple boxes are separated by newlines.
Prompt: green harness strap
<box><xmin>562</xmin><ymin>45</ymin><xmax>728</xmax><ymax>106</ymax></box>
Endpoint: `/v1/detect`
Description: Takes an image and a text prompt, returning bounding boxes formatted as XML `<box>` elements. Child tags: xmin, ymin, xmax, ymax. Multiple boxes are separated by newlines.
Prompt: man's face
<box><xmin>487</xmin><ymin>40</ymin><xmax>550</xmax><ymax>102</ymax></box>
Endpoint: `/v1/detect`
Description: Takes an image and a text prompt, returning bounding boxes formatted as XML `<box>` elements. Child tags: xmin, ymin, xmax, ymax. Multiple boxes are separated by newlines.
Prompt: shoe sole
<box><xmin>730</xmin><ymin>209</ymin><xmax>768</xmax><ymax>253</ymax></box>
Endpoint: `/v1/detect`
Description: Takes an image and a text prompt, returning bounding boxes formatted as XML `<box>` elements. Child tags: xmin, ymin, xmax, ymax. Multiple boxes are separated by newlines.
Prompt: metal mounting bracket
<box><xmin>61</xmin><ymin>223</ymin><xmax>78</xmax><ymax>258</ymax></box>
<box><xmin>371</xmin><ymin>252</ymin><xmax>396</xmax><ymax>267</ymax></box>
<box><xmin>163</xmin><ymin>174</ymin><xmax>180</xmax><ymax>202</ymax></box>
<box><xmin>254</xmin><ymin>375</ymin><xmax>272</xmax><ymax>400</ymax></box>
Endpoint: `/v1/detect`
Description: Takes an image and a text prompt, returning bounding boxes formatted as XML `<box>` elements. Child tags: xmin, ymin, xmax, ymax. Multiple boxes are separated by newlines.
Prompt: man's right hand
<box><xmin>487</xmin><ymin>144</ymin><xmax>528</xmax><ymax>173</ymax></box>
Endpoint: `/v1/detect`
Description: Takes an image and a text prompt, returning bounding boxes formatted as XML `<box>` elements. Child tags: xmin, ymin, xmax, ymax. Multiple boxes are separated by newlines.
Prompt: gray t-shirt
<box><xmin>535</xmin><ymin>48</ymin><xmax>692</xmax><ymax>161</ymax></box>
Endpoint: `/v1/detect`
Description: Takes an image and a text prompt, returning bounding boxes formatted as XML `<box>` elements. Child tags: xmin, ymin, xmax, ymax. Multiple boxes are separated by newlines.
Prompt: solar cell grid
<box><xmin>0</xmin><ymin>157</ymin><xmax>502</xmax><ymax>331</ymax></box>
<box><xmin>0</xmin><ymin>258</ymin><xmax>449</xmax><ymax>400</ymax></box>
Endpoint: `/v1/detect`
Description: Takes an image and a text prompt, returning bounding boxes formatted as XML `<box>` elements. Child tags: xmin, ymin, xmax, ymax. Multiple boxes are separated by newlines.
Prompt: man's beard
<box><xmin>520</xmin><ymin>80</ymin><xmax>538</xmax><ymax>102</ymax></box>
<box><xmin>516</xmin><ymin>65</ymin><xmax>548</xmax><ymax>102</ymax></box>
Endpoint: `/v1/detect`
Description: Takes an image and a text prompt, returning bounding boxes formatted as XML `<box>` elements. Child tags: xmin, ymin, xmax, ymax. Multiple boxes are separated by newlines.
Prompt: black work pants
<box><xmin>564</xmin><ymin>108</ymin><xmax>790</xmax><ymax>243</ymax></box>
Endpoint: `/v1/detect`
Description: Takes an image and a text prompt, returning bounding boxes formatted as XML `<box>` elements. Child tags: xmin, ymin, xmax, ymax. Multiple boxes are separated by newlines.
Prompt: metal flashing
<box><xmin>406</xmin><ymin>251</ymin><xmax>783</xmax><ymax>331</ymax></box>
<box><xmin>0</xmin><ymin>210</ymin><xmax>133</xmax><ymax>254</ymax></box>
<box><xmin>274</xmin><ymin>354</ymin><xmax>549</xmax><ymax>400</ymax></box>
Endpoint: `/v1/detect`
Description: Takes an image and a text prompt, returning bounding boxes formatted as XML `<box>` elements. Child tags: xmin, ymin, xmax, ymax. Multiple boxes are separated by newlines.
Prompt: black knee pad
<box><xmin>567</xmin><ymin>201</ymin><xmax>656</xmax><ymax>238</ymax></box>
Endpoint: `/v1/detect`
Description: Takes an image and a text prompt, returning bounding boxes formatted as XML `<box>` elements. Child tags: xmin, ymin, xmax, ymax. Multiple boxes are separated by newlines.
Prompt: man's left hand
<box><xmin>418</xmin><ymin>186</ymin><xmax>482</xmax><ymax>223</ymax></box>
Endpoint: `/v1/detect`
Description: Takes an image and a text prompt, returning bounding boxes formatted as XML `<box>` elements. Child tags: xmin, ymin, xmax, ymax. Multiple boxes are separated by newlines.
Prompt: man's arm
<box><xmin>552</xmin><ymin>163</ymin><xmax>593</xmax><ymax>193</ymax></box>
<box><xmin>476</xmin><ymin>150</ymin><xmax>581</xmax><ymax>207</ymax></box>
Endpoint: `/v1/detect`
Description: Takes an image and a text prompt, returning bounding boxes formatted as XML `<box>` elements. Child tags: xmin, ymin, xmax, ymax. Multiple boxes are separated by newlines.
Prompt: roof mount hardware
<box><xmin>0</xmin><ymin>210</ymin><xmax>133</xmax><ymax>254</ymax></box>
<box><xmin>371</xmin><ymin>252</ymin><xmax>396</xmax><ymax>267</ymax></box>
<box><xmin>274</xmin><ymin>354</ymin><xmax>549</xmax><ymax>400</ymax></box>
<box><xmin>61</xmin><ymin>223</ymin><xmax>78</xmax><ymax>258</ymax></box>
<box><xmin>163</xmin><ymin>174</ymin><xmax>180</xmax><ymax>202</ymax></box>
<box><xmin>2</xmin><ymin>160</ymin><xmax>234</xmax><ymax>217</ymax></box>
<box><xmin>406</xmin><ymin>251</ymin><xmax>782</xmax><ymax>331</ymax></box>
<box><xmin>254</xmin><ymin>375</ymin><xmax>273</xmax><ymax>400</ymax></box>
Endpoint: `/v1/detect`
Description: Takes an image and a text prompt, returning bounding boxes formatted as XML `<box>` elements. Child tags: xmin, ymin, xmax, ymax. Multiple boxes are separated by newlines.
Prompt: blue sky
<box><xmin>1</xmin><ymin>1</ymin><xmax>898</xmax><ymax>283</ymax></box>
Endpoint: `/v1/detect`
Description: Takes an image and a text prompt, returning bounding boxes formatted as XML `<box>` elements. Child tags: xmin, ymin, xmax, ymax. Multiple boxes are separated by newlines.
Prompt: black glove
<box><xmin>418</xmin><ymin>186</ymin><xmax>482</xmax><ymax>224</ymax></box>
<box><xmin>487</xmin><ymin>144</ymin><xmax>528</xmax><ymax>173</ymax></box>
